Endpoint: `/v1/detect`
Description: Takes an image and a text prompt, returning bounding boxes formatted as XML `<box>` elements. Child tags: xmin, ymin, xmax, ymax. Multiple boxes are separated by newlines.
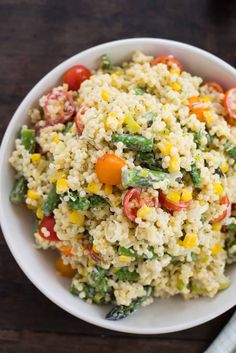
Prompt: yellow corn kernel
<box><xmin>31</xmin><ymin>153</ymin><xmax>41</xmax><ymax>165</ymax></box>
<box><xmin>108</xmin><ymin>111</ymin><xmax>116</xmax><ymax>118</ymax></box>
<box><xmin>52</xmin><ymin>135</ymin><xmax>60</xmax><ymax>144</ymax></box>
<box><xmin>87</xmin><ymin>181</ymin><xmax>102</xmax><ymax>194</ymax></box>
<box><xmin>124</xmin><ymin>114</ymin><xmax>141</xmax><ymax>133</ymax></box>
<box><xmin>101</xmin><ymin>89</ymin><xmax>109</xmax><ymax>102</ymax></box>
<box><xmin>177</xmin><ymin>239</ymin><xmax>183</xmax><ymax>246</ymax></box>
<box><xmin>158</xmin><ymin>141</ymin><xmax>173</xmax><ymax>156</ymax></box>
<box><xmin>50</xmin><ymin>171</ymin><xmax>66</xmax><ymax>183</ymax></box>
<box><xmin>137</xmin><ymin>205</ymin><xmax>152</xmax><ymax>220</ymax></box>
<box><xmin>118</xmin><ymin>255</ymin><xmax>132</xmax><ymax>263</ymax></box>
<box><xmin>69</xmin><ymin>210</ymin><xmax>85</xmax><ymax>226</ymax></box>
<box><xmin>170</xmin><ymin>82</ymin><xmax>182</xmax><ymax>91</ymax></box>
<box><xmin>202</xmin><ymin>96</ymin><xmax>211</xmax><ymax>102</ymax></box>
<box><xmin>89</xmin><ymin>75</ymin><xmax>94</xmax><ymax>80</ymax></box>
<box><xmin>104</xmin><ymin>184</ymin><xmax>113</xmax><ymax>195</ymax></box>
<box><xmin>169</xmin><ymin>156</ymin><xmax>180</xmax><ymax>173</ymax></box>
<box><xmin>200</xmin><ymin>200</ymin><xmax>207</xmax><ymax>206</ymax></box>
<box><xmin>182</xmin><ymin>233</ymin><xmax>197</xmax><ymax>248</ymax></box>
<box><xmin>170</xmin><ymin>68</ymin><xmax>180</xmax><ymax>75</ymax></box>
<box><xmin>166</xmin><ymin>191</ymin><xmax>180</xmax><ymax>203</ymax></box>
<box><xmin>212</xmin><ymin>223</ymin><xmax>221</xmax><ymax>231</ymax></box>
<box><xmin>114</xmin><ymin>70</ymin><xmax>123</xmax><ymax>76</ymax></box>
<box><xmin>220</xmin><ymin>163</ymin><xmax>229</xmax><ymax>173</ymax></box>
<box><xmin>92</xmin><ymin>244</ymin><xmax>99</xmax><ymax>254</ymax></box>
<box><xmin>87</xmin><ymin>258</ymin><xmax>94</xmax><ymax>267</ymax></box>
<box><xmin>211</xmin><ymin>242</ymin><xmax>223</xmax><ymax>255</ymax></box>
<box><xmin>213</xmin><ymin>182</ymin><xmax>223</xmax><ymax>196</ymax></box>
<box><xmin>56</xmin><ymin>178</ymin><xmax>68</xmax><ymax>193</ymax></box>
<box><xmin>203</xmin><ymin>110</ymin><xmax>213</xmax><ymax>123</ymax></box>
<box><xmin>36</xmin><ymin>208</ymin><xmax>43</xmax><ymax>219</ymax></box>
<box><xmin>27</xmin><ymin>203</ymin><xmax>37</xmax><ymax>210</ymax></box>
<box><xmin>27</xmin><ymin>189</ymin><xmax>40</xmax><ymax>200</ymax></box>
<box><xmin>181</xmin><ymin>189</ymin><xmax>192</xmax><ymax>202</ymax></box>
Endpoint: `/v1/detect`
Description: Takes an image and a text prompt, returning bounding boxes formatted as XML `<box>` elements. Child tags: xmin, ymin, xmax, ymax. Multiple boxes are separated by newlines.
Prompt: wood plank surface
<box><xmin>0</xmin><ymin>0</ymin><xmax>236</xmax><ymax>352</ymax></box>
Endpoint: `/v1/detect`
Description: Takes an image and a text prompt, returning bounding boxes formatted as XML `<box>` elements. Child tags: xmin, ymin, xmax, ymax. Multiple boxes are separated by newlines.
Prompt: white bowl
<box><xmin>0</xmin><ymin>38</ymin><xmax>236</xmax><ymax>334</ymax></box>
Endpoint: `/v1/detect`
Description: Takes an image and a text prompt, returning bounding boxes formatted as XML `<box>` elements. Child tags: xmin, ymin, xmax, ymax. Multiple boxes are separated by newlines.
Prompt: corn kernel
<box><xmin>211</xmin><ymin>242</ymin><xmax>223</xmax><ymax>255</ymax></box>
<box><xmin>31</xmin><ymin>153</ymin><xmax>41</xmax><ymax>165</ymax></box>
<box><xmin>104</xmin><ymin>184</ymin><xmax>113</xmax><ymax>195</ymax></box>
<box><xmin>36</xmin><ymin>208</ymin><xmax>43</xmax><ymax>219</ymax></box>
<box><xmin>27</xmin><ymin>189</ymin><xmax>40</xmax><ymax>200</ymax></box>
<box><xmin>212</xmin><ymin>223</ymin><xmax>221</xmax><ymax>231</ymax></box>
<box><xmin>50</xmin><ymin>171</ymin><xmax>66</xmax><ymax>183</ymax></box>
<box><xmin>220</xmin><ymin>163</ymin><xmax>229</xmax><ymax>173</ymax></box>
<box><xmin>213</xmin><ymin>182</ymin><xmax>223</xmax><ymax>196</ymax></box>
<box><xmin>202</xmin><ymin>96</ymin><xmax>211</xmax><ymax>102</ymax></box>
<box><xmin>87</xmin><ymin>258</ymin><xmax>94</xmax><ymax>267</ymax></box>
<box><xmin>108</xmin><ymin>111</ymin><xmax>116</xmax><ymax>118</ymax></box>
<box><xmin>87</xmin><ymin>182</ymin><xmax>102</xmax><ymax>194</ymax></box>
<box><xmin>92</xmin><ymin>244</ymin><xmax>99</xmax><ymax>254</ymax></box>
<box><xmin>137</xmin><ymin>205</ymin><xmax>152</xmax><ymax>220</ymax></box>
<box><xmin>158</xmin><ymin>141</ymin><xmax>173</xmax><ymax>156</ymax></box>
<box><xmin>124</xmin><ymin>114</ymin><xmax>141</xmax><ymax>133</ymax></box>
<box><xmin>27</xmin><ymin>203</ymin><xmax>37</xmax><ymax>210</ymax></box>
<box><xmin>101</xmin><ymin>89</ymin><xmax>109</xmax><ymax>102</ymax></box>
<box><xmin>182</xmin><ymin>233</ymin><xmax>197</xmax><ymax>248</ymax></box>
<box><xmin>52</xmin><ymin>135</ymin><xmax>60</xmax><ymax>144</ymax></box>
<box><xmin>114</xmin><ymin>70</ymin><xmax>123</xmax><ymax>76</ymax></box>
<box><xmin>118</xmin><ymin>255</ymin><xmax>132</xmax><ymax>263</ymax></box>
<box><xmin>181</xmin><ymin>189</ymin><xmax>192</xmax><ymax>202</ymax></box>
<box><xmin>166</xmin><ymin>191</ymin><xmax>180</xmax><ymax>203</ymax></box>
<box><xmin>177</xmin><ymin>239</ymin><xmax>183</xmax><ymax>246</ymax></box>
<box><xmin>169</xmin><ymin>156</ymin><xmax>180</xmax><ymax>172</ymax></box>
<box><xmin>56</xmin><ymin>178</ymin><xmax>68</xmax><ymax>193</ymax></box>
<box><xmin>170</xmin><ymin>69</ymin><xmax>180</xmax><ymax>75</ymax></box>
<box><xmin>200</xmin><ymin>200</ymin><xmax>207</xmax><ymax>206</ymax></box>
<box><xmin>203</xmin><ymin>110</ymin><xmax>213</xmax><ymax>123</ymax></box>
<box><xmin>170</xmin><ymin>82</ymin><xmax>182</xmax><ymax>91</ymax></box>
<box><xmin>69</xmin><ymin>210</ymin><xmax>85</xmax><ymax>226</ymax></box>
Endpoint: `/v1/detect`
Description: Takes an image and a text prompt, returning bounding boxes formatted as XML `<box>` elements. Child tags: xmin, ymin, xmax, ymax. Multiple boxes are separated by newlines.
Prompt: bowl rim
<box><xmin>0</xmin><ymin>37</ymin><xmax>236</xmax><ymax>334</ymax></box>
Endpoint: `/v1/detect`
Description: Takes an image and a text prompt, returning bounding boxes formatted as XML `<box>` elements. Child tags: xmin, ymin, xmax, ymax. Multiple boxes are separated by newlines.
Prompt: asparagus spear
<box><xmin>106</xmin><ymin>286</ymin><xmax>152</xmax><ymax>320</ymax></box>
<box><xmin>89</xmin><ymin>195</ymin><xmax>108</xmax><ymax>208</ymax></box>
<box><xmin>225</xmin><ymin>142</ymin><xmax>236</xmax><ymax>162</ymax></box>
<box><xmin>10</xmin><ymin>176</ymin><xmax>27</xmax><ymax>205</ymax></box>
<box><xmin>63</xmin><ymin>122</ymin><xmax>73</xmax><ymax>135</ymax></box>
<box><xmin>101</xmin><ymin>54</ymin><xmax>113</xmax><ymax>71</ymax></box>
<box><xmin>111</xmin><ymin>133</ymin><xmax>153</xmax><ymax>152</ymax></box>
<box><xmin>136</xmin><ymin>151</ymin><xmax>164</xmax><ymax>171</ymax></box>
<box><xmin>122</xmin><ymin>167</ymin><xmax>172</xmax><ymax>187</ymax></box>
<box><xmin>227</xmin><ymin>224</ymin><xmax>236</xmax><ymax>232</ymax></box>
<box><xmin>117</xmin><ymin>246</ymin><xmax>137</xmax><ymax>257</ymax></box>
<box><xmin>42</xmin><ymin>184</ymin><xmax>61</xmax><ymax>215</ymax></box>
<box><xmin>190</xmin><ymin>163</ymin><xmax>202</xmax><ymax>188</ymax></box>
<box><xmin>20</xmin><ymin>128</ymin><xmax>36</xmax><ymax>153</ymax></box>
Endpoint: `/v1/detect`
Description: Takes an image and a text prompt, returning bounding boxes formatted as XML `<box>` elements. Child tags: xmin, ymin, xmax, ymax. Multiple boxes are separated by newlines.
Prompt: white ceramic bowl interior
<box><xmin>0</xmin><ymin>38</ymin><xmax>236</xmax><ymax>334</ymax></box>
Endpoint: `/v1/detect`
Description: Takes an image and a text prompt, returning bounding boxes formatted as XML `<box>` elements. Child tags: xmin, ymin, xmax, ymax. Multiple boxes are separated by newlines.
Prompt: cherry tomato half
<box><xmin>224</xmin><ymin>88</ymin><xmax>236</xmax><ymax>125</ymax></box>
<box><xmin>159</xmin><ymin>191</ymin><xmax>192</xmax><ymax>213</ymax></box>
<box><xmin>75</xmin><ymin>106</ymin><xmax>88</xmax><ymax>135</ymax></box>
<box><xmin>210</xmin><ymin>196</ymin><xmax>231</xmax><ymax>224</ymax></box>
<box><xmin>206</xmin><ymin>82</ymin><xmax>224</xmax><ymax>93</ymax></box>
<box><xmin>63</xmin><ymin>65</ymin><xmax>91</xmax><ymax>91</ymax></box>
<box><xmin>123</xmin><ymin>188</ymin><xmax>142</xmax><ymax>221</ymax></box>
<box><xmin>152</xmin><ymin>56</ymin><xmax>183</xmax><ymax>71</ymax></box>
<box><xmin>87</xmin><ymin>243</ymin><xmax>102</xmax><ymax>262</ymax></box>
<box><xmin>39</xmin><ymin>215</ymin><xmax>59</xmax><ymax>241</ymax></box>
<box><xmin>43</xmin><ymin>89</ymin><xmax>75</xmax><ymax>125</ymax></box>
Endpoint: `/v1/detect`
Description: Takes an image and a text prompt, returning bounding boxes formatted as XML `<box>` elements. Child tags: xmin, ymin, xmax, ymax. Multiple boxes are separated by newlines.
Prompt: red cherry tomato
<box><xmin>206</xmin><ymin>82</ymin><xmax>224</xmax><ymax>93</ymax></box>
<box><xmin>75</xmin><ymin>106</ymin><xmax>88</xmax><ymax>135</ymax></box>
<box><xmin>152</xmin><ymin>56</ymin><xmax>183</xmax><ymax>71</ymax></box>
<box><xmin>210</xmin><ymin>196</ymin><xmax>231</xmax><ymax>224</ymax></box>
<box><xmin>224</xmin><ymin>88</ymin><xmax>236</xmax><ymax>125</ymax></box>
<box><xmin>139</xmin><ymin>196</ymin><xmax>159</xmax><ymax>208</ymax></box>
<box><xmin>63</xmin><ymin>65</ymin><xmax>91</xmax><ymax>91</ymax></box>
<box><xmin>123</xmin><ymin>188</ymin><xmax>142</xmax><ymax>221</ymax></box>
<box><xmin>159</xmin><ymin>191</ymin><xmax>192</xmax><ymax>213</ymax></box>
<box><xmin>39</xmin><ymin>215</ymin><xmax>59</xmax><ymax>241</ymax></box>
<box><xmin>43</xmin><ymin>89</ymin><xmax>75</xmax><ymax>125</ymax></box>
<box><xmin>87</xmin><ymin>243</ymin><xmax>102</xmax><ymax>262</ymax></box>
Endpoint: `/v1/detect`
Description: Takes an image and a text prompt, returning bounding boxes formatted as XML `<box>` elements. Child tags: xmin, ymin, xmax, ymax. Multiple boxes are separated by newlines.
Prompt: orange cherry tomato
<box><xmin>210</xmin><ymin>196</ymin><xmax>231</xmax><ymax>224</ymax></box>
<box><xmin>206</xmin><ymin>82</ymin><xmax>224</xmax><ymax>93</ymax></box>
<box><xmin>224</xmin><ymin>88</ymin><xmax>236</xmax><ymax>125</ymax></box>
<box><xmin>55</xmin><ymin>257</ymin><xmax>76</xmax><ymax>277</ymax></box>
<box><xmin>63</xmin><ymin>65</ymin><xmax>91</xmax><ymax>91</ymax></box>
<box><xmin>152</xmin><ymin>56</ymin><xmax>183</xmax><ymax>71</ymax></box>
<box><xmin>95</xmin><ymin>153</ymin><xmax>126</xmax><ymax>185</ymax></box>
<box><xmin>39</xmin><ymin>215</ymin><xmax>59</xmax><ymax>241</ymax></box>
<box><xmin>59</xmin><ymin>245</ymin><xmax>73</xmax><ymax>256</ymax></box>
<box><xmin>188</xmin><ymin>96</ymin><xmax>206</xmax><ymax>122</ymax></box>
<box><xmin>159</xmin><ymin>191</ymin><xmax>192</xmax><ymax>213</ymax></box>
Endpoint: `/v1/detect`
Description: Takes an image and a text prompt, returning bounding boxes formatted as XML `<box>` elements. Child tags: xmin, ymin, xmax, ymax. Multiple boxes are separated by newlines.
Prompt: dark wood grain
<box><xmin>0</xmin><ymin>0</ymin><xmax>236</xmax><ymax>352</ymax></box>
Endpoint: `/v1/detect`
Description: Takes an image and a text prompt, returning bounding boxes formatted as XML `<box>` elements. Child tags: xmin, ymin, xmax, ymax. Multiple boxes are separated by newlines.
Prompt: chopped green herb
<box><xmin>134</xmin><ymin>87</ymin><xmax>145</xmax><ymax>95</ymax></box>
<box><xmin>116</xmin><ymin>268</ymin><xmax>140</xmax><ymax>281</ymax></box>
<box><xmin>10</xmin><ymin>176</ymin><xmax>27</xmax><ymax>205</ymax></box>
<box><xmin>118</xmin><ymin>246</ymin><xmax>137</xmax><ymax>257</ymax></box>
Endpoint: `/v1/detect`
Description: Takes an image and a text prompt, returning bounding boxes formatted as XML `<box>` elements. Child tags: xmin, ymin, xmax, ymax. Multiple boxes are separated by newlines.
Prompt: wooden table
<box><xmin>0</xmin><ymin>0</ymin><xmax>236</xmax><ymax>352</ymax></box>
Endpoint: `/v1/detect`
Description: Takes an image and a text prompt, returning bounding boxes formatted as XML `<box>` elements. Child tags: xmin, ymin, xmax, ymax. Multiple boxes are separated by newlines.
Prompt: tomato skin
<box><xmin>87</xmin><ymin>243</ymin><xmax>102</xmax><ymax>262</ymax></box>
<box><xmin>95</xmin><ymin>154</ymin><xmax>126</xmax><ymax>185</ymax></box>
<box><xmin>159</xmin><ymin>191</ymin><xmax>192</xmax><ymax>213</ymax></box>
<box><xmin>75</xmin><ymin>106</ymin><xmax>88</xmax><ymax>135</ymax></box>
<box><xmin>224</xmin><ymin>88</ymin><xmax>236</xmax><ymax>125</ymax></box>
<box><xmin>63</xmin><ymin>65</ymin><xmax>91</xmax><ymax>91</ymax></box>
<box><xmin>210</xmin><ymin>196</ymin><xmax>231</xmax><ymax>224</ymax></box>
<box><xmin>123</xmin><ymin>188</ymin><xmax>142</xmax><ymax>221</ymax></box>
<box><xmin>188</xmin><ymin>96</ymin><xmax>206</xmax><ymax>122</ymax></box>
<box><xmin>55</xmin><ymin>257</ymin><xmax>76</xmax><ymax>277</ymax></box>
<box><xmin>206</xmin><ymin>82</ymin><xmax>224</xmax><ymax>93</ymax></box>
<box><xmin>39</xmin><ymin>215</ymin><xmax>59</xmax><ymax>241</ymax></box>
<box><xmin>152</xmin><ymin>56</ymin><xmax>183</xmax><ymax>71</ymax></box>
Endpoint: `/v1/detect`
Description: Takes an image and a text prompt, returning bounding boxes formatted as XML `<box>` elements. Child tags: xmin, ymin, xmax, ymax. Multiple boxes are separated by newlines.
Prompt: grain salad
<box><xmin>9</xmin><ymin>51</ymin><xmax>236</xmax><ymax>320</ymax></box>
